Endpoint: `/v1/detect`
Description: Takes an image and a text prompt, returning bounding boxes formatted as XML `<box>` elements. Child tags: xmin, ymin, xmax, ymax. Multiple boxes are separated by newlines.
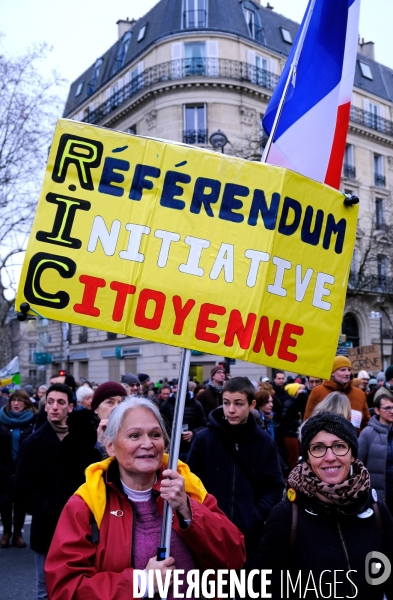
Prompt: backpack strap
<box><xmin>372</xmin><ymin>502</ymin><xmax>383</xmax><ymax>537</ymax></box>
<box><xmin>290</xmin><ymin>502</ymin><xmax>298</xmax><ymax>548</ymax></box>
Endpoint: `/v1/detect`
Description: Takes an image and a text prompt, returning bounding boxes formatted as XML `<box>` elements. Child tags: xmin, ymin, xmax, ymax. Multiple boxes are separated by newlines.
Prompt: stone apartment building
<box><xmin>15</xmin><ymin>0</ymin><xmax>393</xmax><ymax>385</ymax></box>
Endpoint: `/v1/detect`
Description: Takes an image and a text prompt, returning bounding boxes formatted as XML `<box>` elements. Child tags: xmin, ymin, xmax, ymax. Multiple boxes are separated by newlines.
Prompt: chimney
<box><xmin>117</xmin><ymin>17</ymin><xmax>136</xmax><ymax>40</ymax></box>
<box><xmin>266</xmin><ymin>2</ymin><xmax>274</xmax><ymax>9</ymax></box>
<box><xmin>358</xmin><ymin>40</ymin><xmax>375</xmax><ymax>61</ymax></box>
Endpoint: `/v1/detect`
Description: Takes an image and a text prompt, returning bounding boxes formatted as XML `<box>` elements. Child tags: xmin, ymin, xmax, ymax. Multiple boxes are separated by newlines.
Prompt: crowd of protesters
<box><xmin>1</xmin><ymin>357</ymin><xmax>393</xmax><ymax>599</ymax></box>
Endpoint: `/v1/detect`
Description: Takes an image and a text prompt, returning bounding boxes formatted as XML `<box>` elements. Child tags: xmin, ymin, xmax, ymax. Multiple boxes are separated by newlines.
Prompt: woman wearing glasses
<box><xmin>258</xmin><ymin>412</ymin><xmax>393</xmax><ymax>599</ymax></box>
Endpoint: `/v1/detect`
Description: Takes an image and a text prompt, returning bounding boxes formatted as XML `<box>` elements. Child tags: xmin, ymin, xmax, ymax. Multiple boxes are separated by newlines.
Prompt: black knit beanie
<box><xmin>301</xmin><ymin>412</ymin><xmax>358</xmax><ymax>461</ymax></box>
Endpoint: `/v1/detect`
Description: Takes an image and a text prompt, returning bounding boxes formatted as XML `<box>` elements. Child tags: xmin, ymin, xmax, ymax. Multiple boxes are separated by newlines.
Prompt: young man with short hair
<box><xmin>16</xmin><ymin>383</ymin><xmax>100</xmax><ymax>600</ymax></box>
<box><xmin>187</xmin><ymin>376</ymin><xmax>284</xmax><ymax>567</ymax></box>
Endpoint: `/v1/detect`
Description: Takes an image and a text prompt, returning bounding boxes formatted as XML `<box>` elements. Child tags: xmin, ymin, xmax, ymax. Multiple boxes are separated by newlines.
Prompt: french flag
<box><xmin>263</xmin><ymin>0</ymin><xmax>361</xmax><ymax>190</ymax></box>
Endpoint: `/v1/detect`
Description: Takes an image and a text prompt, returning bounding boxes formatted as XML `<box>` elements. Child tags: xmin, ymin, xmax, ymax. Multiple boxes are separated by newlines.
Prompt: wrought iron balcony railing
<box><xmin>350</xmin><ymin>106</ymin><xmax>393</xmax><ymax>137</ymax></box>
<box><xmin>343</xmin><ymin>163</ymin><xmax>356</xmax><ymax>178</ymax></box>
<box><xmin>374</xmin><ymin>173</ymin><xmax>386</xmax><ymax>187</ymax></box>
<box><xmin>83</xmin><ymin>58</ymin><xmax>279</xmax><ymax>125</ymax></box>
<box><xmin>183</xmin><ymin>9</ymin><xmax>207</xmax><ymax>29</ymax></box>
<box><xmin>183</xmin><ymin>129</ymin><xmax>208</xmax><ymax>144</ymax></box>
<box><xmin>348</xmin><ymin>273</ymin><xmax>393</xmax><ymax>295</ymax></box>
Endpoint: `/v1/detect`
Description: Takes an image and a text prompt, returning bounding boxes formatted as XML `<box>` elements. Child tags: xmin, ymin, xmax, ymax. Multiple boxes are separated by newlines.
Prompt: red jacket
<box><xmin>45</xmin><ymin>459</ymin><xmax>246</xmax><ymax>600</ymax></box>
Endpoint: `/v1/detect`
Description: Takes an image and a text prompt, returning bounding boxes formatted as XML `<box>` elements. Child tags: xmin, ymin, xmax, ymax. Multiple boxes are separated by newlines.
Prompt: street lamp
<box><xmin>209</xmin><ymin>129</ymin><xmax>228</xmax><ymax>153</ymax></box>
<box><xmin>370</xmin><ymin>311</ymin><xmax>383</xmax><ymax>370</ymax></box>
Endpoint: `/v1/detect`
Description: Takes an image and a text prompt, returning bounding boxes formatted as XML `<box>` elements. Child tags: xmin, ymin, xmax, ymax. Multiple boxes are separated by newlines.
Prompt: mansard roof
<box><xmin>63</xmin><ymin>0</ymin><xmax>393</xmax><ymax>117</ymax></box>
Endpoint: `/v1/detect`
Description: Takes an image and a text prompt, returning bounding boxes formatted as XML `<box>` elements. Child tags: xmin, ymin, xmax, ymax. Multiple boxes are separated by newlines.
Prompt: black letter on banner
<box><xmin>160</xmin><ymin>171</ymin><xmax>191</xmax><ymax>210</ymax></box>
<box><xmin>36</xmin><ymin>194</ymin><xmax>91</xmax><ymax>249</ymax></box>
<box><xmin>129</xmin><ymin>164</ymin><xmax>160</xmax><ymax>200</ymax></box>
<box><xmin>278</xmin><ymin>196</ymin><xmax>302</xmax><ymax>236</ymax></box>
<box><xmin>52</xmin><ymin>134</ymin><xmax>103</xmax><ymax>191</ymax></box>
<box><xmin>98</xmin><ymin>157</ymin><xmax>130</xmax><ymax>197</ymax></box>
<box><xmin>218</xmin><ymin>183</ymin><xmax>247</xmax><ymax>223</ymax></box>
<box><xmin>323</xmin><ymin>214</ymin><xmax>346</xmax><ymax>254</ymax></box>
<box><xmin>190</xmin><ymin>177</ymin><xmax>221</xmax><ymax>216</ymax></box>
<box><xmin>24</xmin><ymin>252</ymin><xmax>76</xmax><ymax>309</ymax></box>
<box><xmin>301</xmin><ymin>206</ymin><xmax>324</xmax><ymax>246</ymax></box>
<box><xmin>248</xmin><ymin>190</ymin><xmax>280</xmax><ymax>229</ymax></box>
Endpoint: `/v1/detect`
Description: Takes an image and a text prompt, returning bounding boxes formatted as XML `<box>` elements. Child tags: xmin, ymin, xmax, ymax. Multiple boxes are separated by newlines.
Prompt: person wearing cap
<box><xmin>137</xmin><ymin>373</ymin><xmax>151</xmax><ymax>396</ymax></box>
<box><xmin>304</xmin><ymin>356</ymin><xmax>370</xmax><ymax>432</ymax></box>
<box><xmin>366</xmin><ymin>378</ymin><xmax>378</xmax><ymax>409</ymax></box>
<box><xmin>91</xmin><ymin>382</ymin><xmax>127</xmax><ymax>451</ymax></box>
<box><xmin>120</xmin><ymin>373</ymin><xmax>140</xmax><ymax>397</ymax></box>
<box><xmin>258</xmin><ymin>413</ymin><xmax>393</xmax><ymax>599</ymax></box>
<box><xmin>197</xmin><ymin>365</ymin><xmax>226</xmax><ymax>418</ymax></box>
<box><xmin>374</xmin><ymin>366</ymin><xmax>393</xmax><ymax>404</ymax></box>
<box><xmin>357</xmin><ymin>370</ymin><xmax>370</xmax><ymax>389</ymax></box>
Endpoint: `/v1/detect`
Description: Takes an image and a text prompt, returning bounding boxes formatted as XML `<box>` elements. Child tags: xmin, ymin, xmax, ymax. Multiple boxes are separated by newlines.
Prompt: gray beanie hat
<box><xmin>301</xmin><ymin>413</ymin><xmax>358</xmax><ymax>461</ymax></box>
<box><xmin>377</xmin><ymin>372</ymin><xmax>385</xmax><ymax>382</ymax></box>
<box><xmin>121</xmin><ymin>373</ymin><xmax>140</xmax><ymax>386</ymax></box>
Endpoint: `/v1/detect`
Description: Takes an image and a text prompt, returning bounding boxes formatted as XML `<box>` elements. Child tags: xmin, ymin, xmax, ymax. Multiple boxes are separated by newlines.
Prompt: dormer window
<box><xmin>280</xmin><ymin>27</ymin><xmax>292</xmax><ymax>43</ymax></box>
<box><xmin>242</xmin><ymin>2</ymin><xmax>262</xmax><ymax>41</ymax></box>
<box><xmin>87</xmin><ymin>58</ymin><xmax>103</xmax><ymax>96</ymax></box>
<box><xmin>114</xmin><ymin>31</ymin><xmax>132</xmax><ymax>73</ymax></box>
<box><xmin>359</xmin><ymin>61</ymin><xmax>373</xmax><ymax>80</ymax></box>
<box><xmin>75</xmin><ymin>81</ymin><xmax>84</xmax><ymax>97</ymax></box>
<box><xmin>137</xmin><ymin>24</ymin><xmax>147</xmax><ymax>42</ymax></box>
<box><xmin>183</xmin><ymin>0</ymin><xmax>207</xmax><ymax>29</ymax></box>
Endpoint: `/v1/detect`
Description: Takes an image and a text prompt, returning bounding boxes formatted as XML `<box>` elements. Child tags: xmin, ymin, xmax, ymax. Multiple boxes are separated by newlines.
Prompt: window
<box><xmin>184</xmin><ymin>42</ymin><xmax>205</xmax><ymax>75</ymax></box>
<box><xmin>129</xmin><ymin>62</ymin><xmax>144</xmax><ymax>93</ymax></box>
<box><xmin>183</xmin><ymin>104</ymin><xmax>207</xmax><ymax>144</ymax></box>
<box><xmin>75</xmin><ymin>81</ymin><xmax>84</xmax><ymax>97</ymax></box>
<box><xmin>378</xmin><ymin>255</ymin><xmax>388</xmax><ymax>291</ymax></box>
<box><xmin>29</xmin><ymin>369</ymin><xmax>37</xmax><ymax>382</ymax></box>
<box><xmin>343</xmin><ymin>144</ymin><xmax>356</xmax><ymax>178</ymax></box>
<box><xmin>137</xmin><ymin>23</ymin><xmax>147</xmax><ymax>42</ymax></box>
<box><xmin>342</xmin><ymin>313</ymin><xmax>360</xmax><ymax>348</ymax></box>
<box><xmin>183</xmin><ymin>0</ymin><xmax>206</xmax><ymax>29</ymax></box>
<box><xmin>114</xmin><ymin>31</ymin><xmax>132</xmax><ymax>73</ymax></box>
<box><xmin>359</xmin><ymin>61</ymin><xmax>373</xmax><ymax>80</ymax></box>
<box><xmin>256</xmin><ymin>55</ymin><xmax>269</xmax><ymax>86</ymax></box>
<box><xmin>29</xmin><ymin>343</ymin><xmax>37</xmax><ymax>363</ymax></box>
<box><xmin>107</xmin><ymin>332</ymin><xmax>117</xmax><ymax>340</ymax></box>
<box><xmin>88</xmin><ymin>58</ymin><xmax>103</xmax><ymax>95</ymax></box>
<box><xmin>280</xmin><ymin>27</ymin><xmax>293</xmax><ymax>43</ymax></box>
<box><xmin>79</xmin><ymin>327</ymin><xmax>88</xmax><ymax>344</ymax></box>
<box><xmin>128</xmin><ymin>125</ymin><xmax>137</xmax><ymax>135</ymax></box>
<box><xmin>375</xmin><ymin>198</ymin><xmax>385</xmax><ymax>230</ymax></box>
<box><xmin>244</xmin><ymin>8</ymin><xmax>255</xmax><ymax>37</ymax></box>
<box><xmin>374</xmin><ymin>154</ymin><xmax>385</xmax><ymax>187</ymax></box>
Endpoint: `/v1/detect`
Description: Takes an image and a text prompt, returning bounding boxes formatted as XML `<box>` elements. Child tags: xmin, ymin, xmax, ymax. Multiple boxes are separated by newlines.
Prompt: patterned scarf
<box><xmin>208</xmin><ymin>380</ymin><xmax>223</xmax><ymax>394</ymax></box>
<box><xmin>288</xmin><ymin>459</ymin><xmax>370</xmax><ymax>506</ymax></box>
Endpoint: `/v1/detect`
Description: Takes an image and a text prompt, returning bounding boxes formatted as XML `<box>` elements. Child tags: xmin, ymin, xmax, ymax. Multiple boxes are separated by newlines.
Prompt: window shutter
<box><xmin>172</xmin><ymin>43</ymin><xmax>183</xmax><ymax>78</ymax></box>
<box><xmin>206</xmin><ymin>41</ymin><xmax>218</xmax><ymax>76</ymax></box>
<box><xmin>247</xmin><ymin>50</ymin><xmax>256</xmax><ymax>83</ymax></box>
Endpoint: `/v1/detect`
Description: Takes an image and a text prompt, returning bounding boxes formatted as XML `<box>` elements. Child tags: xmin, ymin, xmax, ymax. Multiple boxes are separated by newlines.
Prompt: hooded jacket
<box><xmin>303</xmin><ymin>378</ymin><xmax>370</xmax><ymax>430</ymax></box>
<box><xmin>187</xmin><ymin>406</ymin><xmax>284</xmax><ymax>564</ymax></box>
<box><xmin>358</xmin><ymin>415</ymin><xmax>393</xmax><ymax>501</ymax></box>
<box><xmin>45</xmin><ymin>455</ymin><xmax>246</xmax><ymax>600</ymax></box>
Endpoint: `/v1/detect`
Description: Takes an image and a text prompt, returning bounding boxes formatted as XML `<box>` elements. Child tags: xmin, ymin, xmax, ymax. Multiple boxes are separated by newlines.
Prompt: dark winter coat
<box><xmin>160</xmin><ymin>394</ymin><xmax>206</xmax><ymax>453</ymax></box>
<box><xmin>197</xmin><ymin>385</ymin><xmax>223</xmax><ymax>418</ymax></box>
<box><xmin>15</xmin><ymin>411</ymin><xmax>101</xmax><ymax>554</ymax></box>
<box><xmin>0</xmin><ymin>411</ymin><xmax>35</xmax><ymax>504</ymax></box>
<box><xmin>187</xmin><ymin>406</ymin><xmax>284</xmax><ymax>564</ymax></box>
<box><xmin>258</xmin><ymin>490</ymin><xmax>393</xmax><ymax>600</ymax></box>
<box><xmin>359</xmin><ymin>415</ymin><xmax>393</xmax><ymax>502</ymax></box>
<box><xmin>280</xmin><ymin>392</ymin><xmax>308</xmax><ymax>437</ymax></box>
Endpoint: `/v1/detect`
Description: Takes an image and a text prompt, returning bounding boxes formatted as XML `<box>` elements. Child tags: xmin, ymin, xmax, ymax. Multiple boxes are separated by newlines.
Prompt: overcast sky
<box><xmin>2</xmin><ymin>0</ymin><xmax>393</xmax><ymax>104</ymax></box>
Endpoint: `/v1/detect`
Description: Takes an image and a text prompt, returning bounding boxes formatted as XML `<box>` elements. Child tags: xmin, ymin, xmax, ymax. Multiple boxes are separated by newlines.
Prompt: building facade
<box><xmin>20</xmin><ymin>0</ymin><xmax>393</xmax><ymax>385</ymax></box>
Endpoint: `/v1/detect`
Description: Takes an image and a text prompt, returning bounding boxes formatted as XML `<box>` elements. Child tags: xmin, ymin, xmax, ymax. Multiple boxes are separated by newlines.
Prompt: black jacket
<box><xmin>160</xmin><ymin>394</ymin><xmax>206</xmax><ymax>453</ymax></box>
<box><xmin>0</xmin><ymin>413</ymin><xmax>35</xmax><ymax>502</ymax></box>
<box><xmin>15</xmin><ymin>411</ymin><xmax>101</xmax><ymax>554</ymax></box>
<box><xmin>187</xmin><ymin>406</ymin><xmax>284</xmax><ymax>564</ymax></box>
<box><xmin>197</xmin><ymin>385</ymin><xmax>223</xmax><ymax>418</ymax></box>
<box><xmin>259</xmin><ymin>490</ymin><xmax>393</xmax><ymax>600</ymax></box>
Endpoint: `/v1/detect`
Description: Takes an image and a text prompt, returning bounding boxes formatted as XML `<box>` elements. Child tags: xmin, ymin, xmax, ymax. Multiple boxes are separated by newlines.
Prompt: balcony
<box><xmin>348</xmin><ymin>273</ymin><xmax>393</xmax><ymax>295</ymax></box>
<box><xmin>343</xmin><ymin>163</ymin><xmax>356</xmax><ymax>179</ymax></box>
<box><xmin>374</xmin><ymin>173</ymin><xmax>386</xmax><ymax>187</ymax></box>
<box><xmin>183</xmin><ymin>9</ymin><xmax>207</xmax><ymax>29</ymax></box>
<box><xmin>82</xmin><ymin>58</ymin><xmax>279</xmax><ymax>125</ymax></box>
<box><xmin>350</xmin><ymin>106</ymin><xmax>393</xmax><ymax>137</ymax></box>
<box><xmin>183</xmin><ymin>129</ymin><xmax>208</xmax><ymax>144</ymax></box>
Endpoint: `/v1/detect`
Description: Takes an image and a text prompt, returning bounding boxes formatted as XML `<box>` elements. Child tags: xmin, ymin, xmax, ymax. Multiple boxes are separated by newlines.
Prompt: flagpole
<box><xmin>261</xmin><ymin>0</ymin><xmax>317</xmax><ymax>164</ymax></box>
<box><xmin>157</xmin><ymin>347</ymin><xmax>191</xmax><ymax>572</ymax></box>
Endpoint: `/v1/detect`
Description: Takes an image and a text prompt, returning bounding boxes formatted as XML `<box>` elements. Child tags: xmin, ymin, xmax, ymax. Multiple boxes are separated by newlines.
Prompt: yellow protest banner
<box><xmin>16</xmin><ymin>119</ymin><xmax>358</xmax><ymax>378</ymax></box>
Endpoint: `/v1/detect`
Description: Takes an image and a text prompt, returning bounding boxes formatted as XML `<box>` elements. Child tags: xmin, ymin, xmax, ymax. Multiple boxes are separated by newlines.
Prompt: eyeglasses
<box><xmin>308</xmin><ymin>442</ymin><xmax>350</xmax><ymax>458</ymax></box>
<box><xmin>379</xmin><ymin>406</ymin><xmax>393</xmax><ymax>412</ymax></box>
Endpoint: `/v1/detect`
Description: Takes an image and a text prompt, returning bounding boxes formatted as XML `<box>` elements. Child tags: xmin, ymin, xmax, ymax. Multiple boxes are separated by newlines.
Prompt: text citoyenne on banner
<box><xmin>16</xmin><ymin>119</ymin><xmax>358</xmax><ymax>378</ymax></box>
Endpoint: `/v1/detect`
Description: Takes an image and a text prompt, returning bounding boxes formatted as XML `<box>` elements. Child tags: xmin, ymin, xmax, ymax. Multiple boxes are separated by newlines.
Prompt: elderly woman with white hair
<box><xmin>45</xmin><ymin>397</ymin><xmax>245</xmax><ymax>600</ymax></box>
<box><xmin>75</xmin><ymin>385</ymin><xmax>94</xmax><ymax>410</ymax></box>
